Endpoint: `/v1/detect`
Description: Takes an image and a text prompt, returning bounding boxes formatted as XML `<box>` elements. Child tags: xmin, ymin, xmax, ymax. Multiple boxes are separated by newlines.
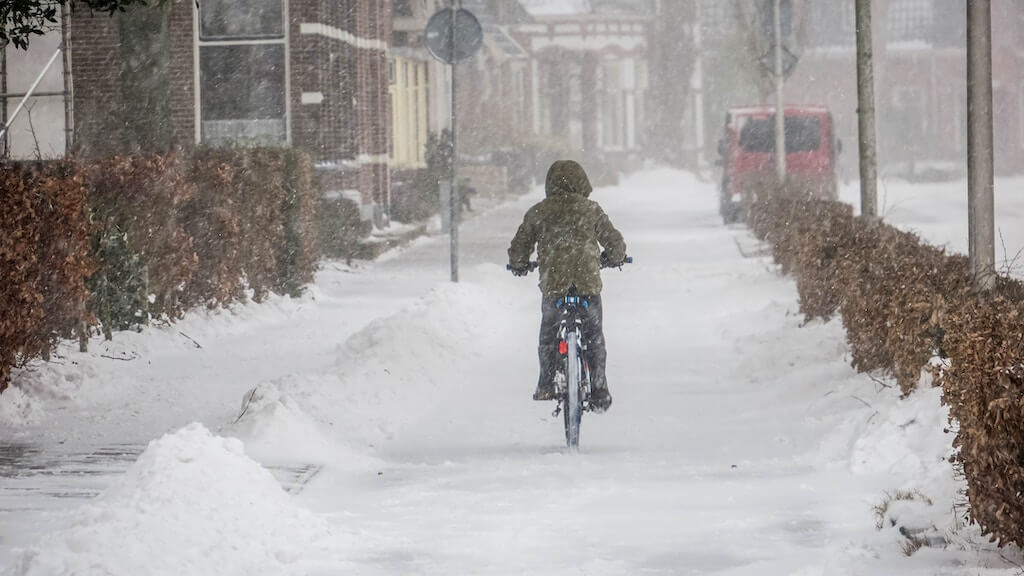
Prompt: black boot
<box><xmin>589</xmin><ymin>386</ymin><xmax>612</xmax><ymax>413</ymax></box>
<box><xmin>535</xmin><ymin>298</ymin><xmax>561</xmax><ymax>401</ymax></box>
<box><xmin>533</xmin><ymin>382</ymin><xmax>557</xmax><ymax>401</ymax></box>
<box><xmin>534</xmin><ymin>347</ymin><xmax>559</xmax><ymax>401</ymax></box>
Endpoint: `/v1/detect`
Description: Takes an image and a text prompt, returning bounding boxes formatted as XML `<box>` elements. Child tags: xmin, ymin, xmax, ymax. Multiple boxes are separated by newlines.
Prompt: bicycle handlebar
<box><xmin>604</xmin><ymin>255</ymin><xmax>633</xmax><ymax>269</ymax></box>
<box><xmin>506</xmin><ymin>261</ymin><xmax>540</xmax><ymax>272</ymax></box>
<box><xmin>507</xmin><ymin>256</ymin><xmax>632</xmax><ymax>273</ymax></box>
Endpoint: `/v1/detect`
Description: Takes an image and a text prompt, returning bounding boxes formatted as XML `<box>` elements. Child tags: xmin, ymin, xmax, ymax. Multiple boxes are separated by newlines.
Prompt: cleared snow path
<box><xmin>2</xmin><ymin>169</ymin><xmax>1017</xmax><ymax>574</ymax></box>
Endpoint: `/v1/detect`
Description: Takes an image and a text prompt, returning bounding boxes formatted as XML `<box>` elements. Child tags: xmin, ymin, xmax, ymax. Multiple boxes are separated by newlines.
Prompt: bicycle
<box><xmin>508</xmin><ymin>255</ymin><xmax>632</xmax><ymax>450</ymax></box>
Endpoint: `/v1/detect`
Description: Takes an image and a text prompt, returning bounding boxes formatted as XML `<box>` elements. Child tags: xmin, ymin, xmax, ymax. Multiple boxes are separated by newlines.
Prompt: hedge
<box><xmin>751</xmin><ymin>192</ymin><xmax>1024</xmax><ymax>547</ymax></box>
<box><xmin>0</xmin><ymin>162</ymin><xmax>94</xmax><ymax>390</ymax></box>
<box><xmin>0</xmin><ymin>148</ymin><xmax>322</xmax><ymax>389</ymax></box>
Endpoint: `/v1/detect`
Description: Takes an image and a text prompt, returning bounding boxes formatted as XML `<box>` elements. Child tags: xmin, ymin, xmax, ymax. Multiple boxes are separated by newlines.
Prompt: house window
<box><xmin>887</xmin><ymin>0</ymin><xmax>932</xmax><ymax>43</ymax></box>
<box><xmin>886</xmin><ymin>86</ymin><xmax>926</xmax><ymax>167</ymax></box>
<box><xmin>395</xmin><ymin>0</ymin><xmax>413</xmax><ymax>17</ymax></box>
<box><xmin>601</xmin><ymin>60</ymin><xmax>624</xmax><ymax>149</ymax></box>
<box><xmin>197</xmin><ymin>0</ymin><xmax>287</xmax><ymax>145</ymax></box>
<box><xmin>200</xmin><ymin>0</ymin><xmax>283</xmax><ymax>40</ymax></box>
<box><xmin>699</xmin><ymin>0</ymin><xmax>732</xmax><ymax>33</ymax></box>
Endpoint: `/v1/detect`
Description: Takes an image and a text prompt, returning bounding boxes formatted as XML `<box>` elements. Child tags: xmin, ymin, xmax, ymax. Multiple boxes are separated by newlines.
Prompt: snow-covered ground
<box><xmin>2</xmin><ymin>169</ymin><xmax>1022</xmax><ymax>574</ymax></box>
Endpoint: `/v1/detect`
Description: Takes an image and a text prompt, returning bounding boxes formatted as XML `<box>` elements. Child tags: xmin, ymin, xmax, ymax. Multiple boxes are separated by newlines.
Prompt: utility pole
<box><xmin>967</xmin><ymin>0</ymin><xmax>995</xmax><ymax>292</ymax></box>
<box><xmin>855</xmin><ymin>0</ymin><xmax>878</xmax><ymax>218</ymax></box>
<box><xmin>772</xmin><ymin>0</ymin><xmax>786</xmax><ymax>182</ymax></box>
<box><xmin>692</xmin><ymin>1</ymin><xmax>705</xmax><ymax>169</ymax></box>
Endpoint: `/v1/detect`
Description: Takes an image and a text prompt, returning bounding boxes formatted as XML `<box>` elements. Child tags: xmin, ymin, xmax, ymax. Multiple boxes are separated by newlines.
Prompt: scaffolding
<box><xmin>0</xmin><ymin>5</ymin><xmax>73</xmax><ymax>159</ymax></box>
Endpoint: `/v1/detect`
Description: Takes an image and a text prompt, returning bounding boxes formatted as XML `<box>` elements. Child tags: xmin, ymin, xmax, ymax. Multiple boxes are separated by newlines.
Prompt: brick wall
<box><xmin>71</xmin><ymin>10</ymin><xmax>125</xmax><ymax>156</ymax></box>
<box><xmin>293</xmin><ymin>0</ymin><xmax>392</xmax><ymax>213</ymax></box>
<box><xmin>72</xmin><ymin>0</ymin><xmax>395</xmax><ymax>206</ymax></box>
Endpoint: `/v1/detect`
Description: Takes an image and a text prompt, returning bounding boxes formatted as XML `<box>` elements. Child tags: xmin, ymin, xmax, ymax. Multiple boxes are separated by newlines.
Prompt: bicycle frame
<box><xmin>555</xmin><ymin>292</ymin><xmax>592</xmax><ymax>450</ymax></box>
<box><xmin>508</xmin><ymin>255</ymin><xmax>630</xmax><ymax>450</ymax></box>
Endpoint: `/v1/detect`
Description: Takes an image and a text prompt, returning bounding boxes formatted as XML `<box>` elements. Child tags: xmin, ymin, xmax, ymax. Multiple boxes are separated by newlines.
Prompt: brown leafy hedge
<box><xmin>0</xmin><ymin>161</ymin><xmax>95</xmax><ymax>389</ymax></box>
<box><xmin>1</xmin><ymin>148</ymin><xmax>321</xmax><ymax>390</ymax></box>
<box><xmin>751</xmin><ymin>193</ymin><xmax>1024</xmax><ymax>547</ymax></box>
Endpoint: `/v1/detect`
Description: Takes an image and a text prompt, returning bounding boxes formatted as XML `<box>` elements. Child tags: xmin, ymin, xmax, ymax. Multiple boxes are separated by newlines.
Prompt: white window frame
<box><xmin>193</xmin><ymin>0</ymin><xmax>291</xmax><ymax>145</ymax></box>
<box><xmin>600</xmin><ymin>59</ymin><xmax>625</xmax><ymax>150</ymax></box>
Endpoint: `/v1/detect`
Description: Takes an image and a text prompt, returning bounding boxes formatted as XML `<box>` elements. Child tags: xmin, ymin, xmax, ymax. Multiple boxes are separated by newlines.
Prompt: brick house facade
<box><xmin>791</xmin><ymin>0</ymin><xmax>1024</xmax><ymax>177</ymax></box>
<box><xmin>511</xmin><ymin>1</ymin><xmax>654</xmax><ymax>180</ymax></box>
<box><xmin>457</xmin><ymin>0</ymin><xmax>531</xmax><ymax>157</ymax></box>
<box><xmin>693</xmin><ymin>0</ymin><xmax>1024</xmax><ymax>179</ymax></box>
<box><xmin>71</xmin><ymin>0</ymin><xmax>392</xmax><ymax>215</ymax></box>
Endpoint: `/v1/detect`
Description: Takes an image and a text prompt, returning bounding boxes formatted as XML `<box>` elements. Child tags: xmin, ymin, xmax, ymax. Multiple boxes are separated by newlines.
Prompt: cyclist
<box><xmin>507</xmin><ymin>160</ymin><xmax>627</xmax><ymax>413</ymax></box>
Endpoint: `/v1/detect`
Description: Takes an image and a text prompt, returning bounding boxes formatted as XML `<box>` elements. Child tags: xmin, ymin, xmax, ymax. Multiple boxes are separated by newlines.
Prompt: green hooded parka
<box><xmin>508</xmin><ymin>160</ymin><xmax>627</xmax><ymax>296</ymax></box>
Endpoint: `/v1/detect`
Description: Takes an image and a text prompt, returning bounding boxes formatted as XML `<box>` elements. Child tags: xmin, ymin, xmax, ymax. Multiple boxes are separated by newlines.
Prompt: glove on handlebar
<box><xmin>600</xmin><ymin>251</ymin><xmax>624</xmax><ymax>269</ymax></box>
<box><xmin>509</xmin><ymin>265</ymin><xmax>530</xmax><ymax>277</ymax></box>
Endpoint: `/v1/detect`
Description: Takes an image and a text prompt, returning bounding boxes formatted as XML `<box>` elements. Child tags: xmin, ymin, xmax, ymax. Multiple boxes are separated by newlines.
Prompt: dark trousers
<box><xmin>538</xmin><ymin>293</ymin><xmax>607</xmax><ymax>390</ymax></box>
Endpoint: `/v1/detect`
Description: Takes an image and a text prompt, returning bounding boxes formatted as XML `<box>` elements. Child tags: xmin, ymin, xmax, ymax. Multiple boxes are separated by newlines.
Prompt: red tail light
<box><xmin>559</xmin><ymin>341</ymin><xmax>568</xmax><ymax>355</ymax></box>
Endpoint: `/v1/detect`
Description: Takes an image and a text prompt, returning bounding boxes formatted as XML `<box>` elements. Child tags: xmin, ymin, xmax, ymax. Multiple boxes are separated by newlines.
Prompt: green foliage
<box><xmin>390</xmin><ymin>130</ymin><xmax>453</xmax><ymax>223</ymax></box>
<box><xmin>277</xmin><ymin>150</ymin><xmax>319</xmax><ymax>297</ymax></box>
<box><xmin>86</xmin><ymin>220</ymin><xmax>149</xmax><ymax>338</ymax></box>
<box><xmin>1</xmin><ymin>0</ymin><xmax>159</xmax><ymax>50</ymax></box>
<box><xmin>317</xmin><ymin>195</ymin><xmax>367</xmax><ymax>262</ymax></box>
<box><xmin>425</xmin><ymin>129</ymin><xmax>453</xmax><ymax>186</ymax></box>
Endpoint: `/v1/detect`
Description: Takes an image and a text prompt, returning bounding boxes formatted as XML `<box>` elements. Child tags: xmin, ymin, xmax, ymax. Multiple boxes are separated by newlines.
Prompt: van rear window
<box><xmin>738</xmin><ymin>116</ymin><xmax>821</xmax><ymax>153</ymax></box>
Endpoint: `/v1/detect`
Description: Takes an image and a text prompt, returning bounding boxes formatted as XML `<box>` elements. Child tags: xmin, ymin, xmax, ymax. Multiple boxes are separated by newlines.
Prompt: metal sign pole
<box><xmin>449</xmin><ymin>1</ymin><xmax>459</xmax><ymax>283</ymax></box>
<box><xmin>424</xmin><ymin>4</ymin><xmax>479</xmax><ymax>283</ymax></box>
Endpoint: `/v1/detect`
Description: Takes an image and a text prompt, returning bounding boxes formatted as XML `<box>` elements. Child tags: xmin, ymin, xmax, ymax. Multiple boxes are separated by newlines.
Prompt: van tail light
<box><xmin>559</xmin><ymin>341</ymin><xmax>568</xmax><ymax>355</ymax></box>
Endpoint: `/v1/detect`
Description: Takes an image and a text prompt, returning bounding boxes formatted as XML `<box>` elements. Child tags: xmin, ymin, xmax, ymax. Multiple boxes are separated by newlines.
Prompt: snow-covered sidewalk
<box><xmin>1</xmin><ymin>169</ymin><xmax>1017</xmax><ymax>574</ymax></box>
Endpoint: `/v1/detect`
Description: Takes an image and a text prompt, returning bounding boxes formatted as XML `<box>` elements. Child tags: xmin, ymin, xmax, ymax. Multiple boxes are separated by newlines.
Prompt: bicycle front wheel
<box><xmin>564</xmin><ymin>332</ymin><xmax>583</xmax><ymax>450</ymax></box>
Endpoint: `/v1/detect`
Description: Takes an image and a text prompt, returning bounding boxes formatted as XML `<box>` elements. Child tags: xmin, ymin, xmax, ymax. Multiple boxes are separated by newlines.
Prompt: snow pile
<box><xmin>848</xmin><ymin>385</ymin><xmax>953</xmax><ymax>482</ymax></box>
<box><xmin>272</xmin><ymin>273</ymin><xmax>509</xmax><ymax>447</ymax></box>
<box><xmin>227</xmin><ymin>381</ymin><xmax>340</xmax><ymax>464</ymax></box>
<box><xmin>227</xmin><ymin>380</ymin><xmax>380</xmax><ymax>470</ymax></box>
<box><xmin>9</xmin><ymin>423</ymin><xmax>344</xmax><ymax>576</ymax></box>
<box><xmin>0</xmin><ymin>386</ymin><xmax>44</xmax><ymax>429</ymax></box>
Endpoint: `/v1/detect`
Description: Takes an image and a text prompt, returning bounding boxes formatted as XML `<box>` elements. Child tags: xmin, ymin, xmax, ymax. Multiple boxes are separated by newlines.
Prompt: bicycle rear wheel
<box><xmin>564</xmin><ymin>332</ymin><xmax>582</xmax><ymax>450</ymax></box>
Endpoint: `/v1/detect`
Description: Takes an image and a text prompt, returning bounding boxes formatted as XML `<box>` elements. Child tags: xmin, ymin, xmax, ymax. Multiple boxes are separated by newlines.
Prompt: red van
<box><xmin>716</xmin><ymin>106</ymin><xmax>841</xmax><ymax>223</ymax></box>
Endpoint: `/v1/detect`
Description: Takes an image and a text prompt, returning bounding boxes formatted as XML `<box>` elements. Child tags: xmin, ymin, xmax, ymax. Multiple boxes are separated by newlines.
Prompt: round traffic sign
<box><xmin>424</xmin><ymin>8</ymin><xmax>483</xmax><ymax>64</ymax></box>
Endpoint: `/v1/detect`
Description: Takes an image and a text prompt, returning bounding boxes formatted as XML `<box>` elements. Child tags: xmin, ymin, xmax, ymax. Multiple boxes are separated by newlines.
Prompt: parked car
<box><xmin>716</xmin><ymin>105</ymin><xmax>841</xmax><ymax>223</ymax></box>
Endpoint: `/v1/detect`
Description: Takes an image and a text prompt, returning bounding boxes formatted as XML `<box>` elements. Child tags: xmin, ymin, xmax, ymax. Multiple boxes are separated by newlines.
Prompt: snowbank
<box><xmin>268</xmin><ymin>269</ymin><xmax>511</xmax><ymax>448</ymax></box>
<box><xmin>226</xmin><ymin>380</ymin><xmax>381</xmax><ymax>471</ymax></box>
<box><xmin>9</xmin><ymin>423</ymin><xmax>345</xmax><ymax>576</ymax></box>
<box><xmin>0</xmin><ymin>286</ymin><xmax>321</xmax><ymax>433</ymax></box>
<box><xmin>0</xmin><ymin>386</ymin><xmax>44</xmax><ymax>428</ymax></box>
